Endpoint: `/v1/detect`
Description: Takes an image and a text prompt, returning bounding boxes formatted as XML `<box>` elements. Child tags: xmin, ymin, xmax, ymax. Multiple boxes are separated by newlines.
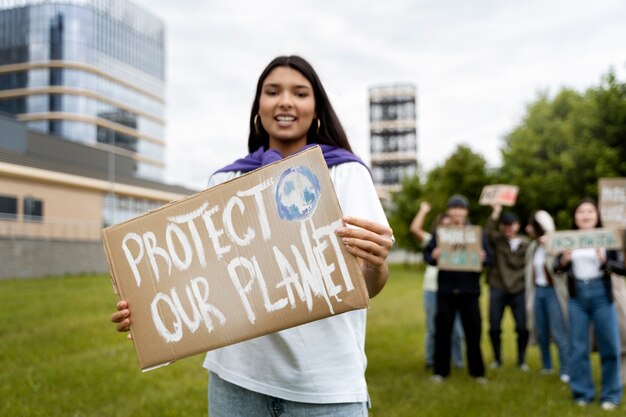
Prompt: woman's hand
<box><xmin>336</xmin><ymin>216</ymin><xmax>393</xmax><ymax>297</ymax></box>
<box><xmin>561</xmin><ymin>250</ymin><xmax>572</xmax><ymax>266</ymax></box>
<box><xmin>111</xmin><ymin>299</ymin><xmax>133</xmax><ymax>339</ymax></box>
<box><xmin>596</xmin><ymin>248</ymin><xmax>607</xmax><ymax>264</ymax></box>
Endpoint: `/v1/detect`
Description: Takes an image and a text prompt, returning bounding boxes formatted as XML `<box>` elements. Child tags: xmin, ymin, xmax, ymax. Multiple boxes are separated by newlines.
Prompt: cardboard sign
<box><xmin>101</xmin><ymin>147</ymin><xmax>369</xmax><ymax>371</ymax></box>
<box><xmin>436</xmin><ymin>226</ymin><xmax>483</xmax><ymax>272</ymax></box>
<box><xmin>545</xmin><ymin>228</ymin><xmax>624</xmax><ymax>254</ymax></box>
<box><xmin>479</xmin><ymin>184</ymin><xmax>519</xmax><ymax>206</ymax></box>
<box><xmin>599</xmin><ymin>178</ymin><xmax>626</xmax><ymax>228</ymax></box>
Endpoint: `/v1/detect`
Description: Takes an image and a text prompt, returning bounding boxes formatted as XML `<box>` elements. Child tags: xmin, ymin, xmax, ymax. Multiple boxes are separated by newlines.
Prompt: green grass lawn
<box><xmin>0</xmin><ymin>264</ymin><xmax>617</xmax><ymax>416</ymax></box>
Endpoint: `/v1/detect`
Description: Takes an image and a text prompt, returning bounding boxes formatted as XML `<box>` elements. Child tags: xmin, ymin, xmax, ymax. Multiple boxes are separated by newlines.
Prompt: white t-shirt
<box><xmin>572</xmin><ymin>247</ymin><xmax>605</xmax><ymax>281</ymax></box>
<box><xmin>533</xmin><ymin>246</ymin><xmax>549</xmax><ymax>287</ymax></box>
<box><xmin>202</xmin><ymin>161</ymin><xmax>389</xmax><ymax>404</ymax></box>
<box><xmin>422</xmin><ymin>232</ymin><xmax>438</xmax><ymax>292</ymax></box>
<box><xmin>509</xmin><ymin>237</ymin><xmax>522</xmax><ymax>252</ymax></box>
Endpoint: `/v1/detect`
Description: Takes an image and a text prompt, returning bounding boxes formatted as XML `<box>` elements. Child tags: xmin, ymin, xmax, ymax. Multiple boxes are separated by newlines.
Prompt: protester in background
<box><xmin>424</xmin><ymin>194</ymin><xmax>493</xmax><ymax>382</ymax></box>
<box><xmin>554</xmin><ymin>198</ymin><xmax>623</xmax><ymax>410</ymax></box>
<box><xmin>608</xmin><ymin>238</ymin><xmax>626</xmax><ymax>385</ymax></box>
<box><xmin>524</xmin><ymin>210</ymin><xmax>570</xmax><ymax>383</ymax></box>
<box><xmin>485</xmin><ymin>205</ymin><xmax>530</xmax><ymax>370</ymax></box>
<box><xmin>111</xmin><ymin>55</ymin><xmax>394</xmax><ymax>417</ymax></box>
<box><xmin>410</xmin><ymin>201</ymin><xmax>464</xmax><ymax>370</ymax></box>
<box><xmin>610</xmin><ymin>272</ymin><xmax>626</xmax><ymax>385</ymax></box>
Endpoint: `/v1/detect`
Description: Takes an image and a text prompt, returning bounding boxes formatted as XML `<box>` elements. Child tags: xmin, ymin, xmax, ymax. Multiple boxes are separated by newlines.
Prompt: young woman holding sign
<box><xmin>554</xmin><ymin>198</ymin><xmax>623</xmax><ymax>410</ymax></box>
<box><xmin>111</xmin><ymin>55</ymin><xmax>393</xmax><ymax>416</ymax></box>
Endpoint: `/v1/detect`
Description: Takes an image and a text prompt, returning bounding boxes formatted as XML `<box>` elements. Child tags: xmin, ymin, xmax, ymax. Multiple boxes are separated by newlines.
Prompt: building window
<box><xmin>0</xmin><ymin>195</ymin><xmax>18</xmax><ymax>220</ymax></box>
<box><xmin>23</xmin><ymin>196</ymin><xmax>43</xmax><ymax>222</ymax></box>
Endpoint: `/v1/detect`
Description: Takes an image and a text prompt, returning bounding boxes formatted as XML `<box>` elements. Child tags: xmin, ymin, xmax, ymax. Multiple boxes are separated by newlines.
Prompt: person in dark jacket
<box><xmin>424</xmin><ymin>194</ymin><xmax>493</xmax><ymax>382</ymax></box>
<box><xmin>485</xmin><ymin>205</ymin><xmax>530</xmax><ymax>370</ymax></box>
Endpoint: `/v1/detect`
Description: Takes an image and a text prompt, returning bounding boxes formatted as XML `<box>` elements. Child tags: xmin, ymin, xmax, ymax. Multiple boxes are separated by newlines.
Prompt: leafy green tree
<box><xmin>422</xmin><ymin>144</ymin><xmax>494</xmax><ymax>225</ymax></box>
<box><xmin>386</xmin><ymin>174</ymin><xmax>424</xmax><ymax>253</ymax></box>
<box><xmin>387</xmin><ymin>68</ymin><xmax>626</xmax><ymax>245</ymax></box>
<box><xmin>587</xmin><ymin>70</ymin><xmax>626</xmax><ymax>174</ymax></box>
<box><xmin>387</xmin><ymin>145</ymin><xmax>494</xmax><ymax>253</ymax></box>
<box><xmin>499</xmin><ymin>69</ymin><xmax>625</xmax><ymax>227</ymax></box>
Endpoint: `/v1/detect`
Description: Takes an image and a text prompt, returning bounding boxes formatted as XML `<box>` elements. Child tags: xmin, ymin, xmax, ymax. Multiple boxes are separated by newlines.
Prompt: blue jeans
<box><xmin>208</xmin><ymin>372</ymin><xmax>368</xmax><ymax>417</ymax></box>
<box><xmin>568</xmin><ymin>279</ymin><xmax>623</xmax><ymax>404</ymax></box>
<box><xmin>488</xmin><ymin>287</ymin><xmax>529</xmax><ymax>366</ymax></box>
<box><xmin>534</xmin><ymin>286</ymin><xmax>570</xmax><ymax>376</ymax></box>
<box><xmin>424</xmin><ymin>289</ymin><xmax>464</xmax><ymax>367</ymax></box>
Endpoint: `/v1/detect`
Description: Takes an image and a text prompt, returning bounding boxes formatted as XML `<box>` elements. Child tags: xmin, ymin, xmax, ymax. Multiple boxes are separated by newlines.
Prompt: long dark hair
<box><xmin>571</xmin><ymin>197</ymin><xmax>603</xmax><ymax>229</ymax></box>
<box><xmin>528</xmin><ymin>212</ymin><xmax>546</xmax><ymax>237</ymax></box>
<box><xmin>247</xmin><ymin>55</ymin><xmax>352</xmax><ymax>153</ymax></box>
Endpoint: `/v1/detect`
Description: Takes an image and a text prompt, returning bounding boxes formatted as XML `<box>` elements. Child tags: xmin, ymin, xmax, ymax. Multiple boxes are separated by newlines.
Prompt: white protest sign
<box><xmin>599</xmin><ymin>178</ymin><xmax>626</xmax><ymax>229</ymax></box>
<box><xmin>101</xmin><ymin>147</ymin><xmax>369</xmax><ymax>371</ymax></box>
<box><xmin>479</xmin><ymin>184</ymin><xmax>519</xmax><ymax>206</ymax></box>
<box><xmin>436</xmin><ymin>225</ymin><xmax>483</xmax><ymax>272</ymax></box>
<box><xmin>545</xmin><ymin>228</ymin><xmax>623</xmax><ymax>254</ymax></box>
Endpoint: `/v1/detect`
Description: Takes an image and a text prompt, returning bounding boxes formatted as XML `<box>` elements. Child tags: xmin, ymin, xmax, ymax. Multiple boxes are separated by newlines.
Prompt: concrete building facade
<box><xmin>0</xmin><ymin>1</ymin><xmax>194</xmax><ymax>279</ymax></box>
<box><xmin>369</xmin><ymin>84</ymin><xmax>418</xmax><ymax>199</ymax></box>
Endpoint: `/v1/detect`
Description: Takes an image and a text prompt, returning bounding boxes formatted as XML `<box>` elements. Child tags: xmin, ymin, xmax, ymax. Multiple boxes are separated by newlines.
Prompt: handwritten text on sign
<box><xmin>437</xmin><ymin>226</ymin><xmax>483</xmax><ymax>272</ymax></box>
<box><xmin>101</xmin><ymin>148</ymin><xmax>368</xmax><ymax>370</ymax></box>
<box><xmin>479</xmin><ymin>184</ymin><xmax>519</xmax><ymax>207</ymax></box>
<box><xmin>545</xmin><ymin>228</ymin><xmax>623</xmax><ymax>254</ymax></box>
<box><xmin>122</xmin><ymin>172</ymin><xmax>352</xmax><ymax>342</ymax></box>
<box><xmin>599</xmin><ymin>178</ymin><xmax>626</xmax><ymax>228</ymax></box>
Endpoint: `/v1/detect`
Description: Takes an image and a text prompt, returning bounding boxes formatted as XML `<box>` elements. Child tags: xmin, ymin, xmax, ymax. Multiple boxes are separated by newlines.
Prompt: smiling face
<box><xmin>258</xmin><ymin>66</ymin><xmax>316</xmax><ymax>156</ymax></box>
<box><xmin>574</xmin><ymin>202</ymin><xmax>599</xmax><ymax>230</ymax></box>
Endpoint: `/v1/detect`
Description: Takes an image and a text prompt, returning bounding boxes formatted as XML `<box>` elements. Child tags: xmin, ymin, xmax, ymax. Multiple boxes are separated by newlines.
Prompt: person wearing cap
<box><xmin>424</xmin><ymin>194</ymin><xmax>493</xmax><ymax>382</ymax></box>
<box><xmin>524</xmin><ymin>210</ymin><xmax>570</xmax><ymax>383</ymax></box>
<box><xmin>485</xmin><ymin>204</ymin><xmax>530</xmax><ymax>371</ymax></box>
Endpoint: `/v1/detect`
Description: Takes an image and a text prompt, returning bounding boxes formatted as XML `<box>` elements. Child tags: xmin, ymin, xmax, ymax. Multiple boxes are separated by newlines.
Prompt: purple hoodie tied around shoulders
<box><xmin>213</xmin><ymin>144</ymin><xmax>368</xmax><ymax>174</ymax></box>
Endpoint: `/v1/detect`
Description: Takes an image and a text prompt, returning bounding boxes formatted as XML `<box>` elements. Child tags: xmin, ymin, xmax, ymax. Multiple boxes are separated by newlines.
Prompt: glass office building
<box><xmin>0</xmin><ymin>0</ymin><xmax>166</xmax><ymax>181</ymax></box>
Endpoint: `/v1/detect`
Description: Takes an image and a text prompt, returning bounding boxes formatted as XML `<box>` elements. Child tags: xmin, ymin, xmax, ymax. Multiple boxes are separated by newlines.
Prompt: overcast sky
<box><xmin>132</xmin><ymin>0</ymin><xmax>626</xmax><ymax>190</ymax></box>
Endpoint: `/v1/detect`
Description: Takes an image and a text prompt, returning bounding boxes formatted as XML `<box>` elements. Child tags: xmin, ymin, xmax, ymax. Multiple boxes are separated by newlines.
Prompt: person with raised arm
<box><xmin>410</xmin><ymin>201</ymin><xmax>464</xmax><ymax>371</ymax></box>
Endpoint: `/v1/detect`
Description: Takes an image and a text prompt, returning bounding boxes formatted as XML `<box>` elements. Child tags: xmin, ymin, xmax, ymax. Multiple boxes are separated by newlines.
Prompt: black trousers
<box><xmin>434</xmin><ymin>292</ymin><xmax>485</xmax><ymax>378</ymax></box>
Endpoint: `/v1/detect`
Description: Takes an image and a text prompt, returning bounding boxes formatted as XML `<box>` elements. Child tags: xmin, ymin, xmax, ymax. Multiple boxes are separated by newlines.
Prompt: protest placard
<box><xmin>599</xmin><ymin>178</ymin><xmax>626</xmax><ymax>229</ymax></box>
<box><xmin>544</xmin><ymin>228</ymin><xmax>623</xmax><ymax>254</ymax></box>
<box><xmin>101</xmin><ymin>146</ymin><xmax>369</xmax><ymax>371</ymax></box>
<box><xmin>436</xmin><ymin>225</ymin><xmax>483</xmax><ymax>272</ymax></box>
<box><xmin>479</xmin><ymin>184</ymin><xmax>519</xmax><ymax>206</ymax></box>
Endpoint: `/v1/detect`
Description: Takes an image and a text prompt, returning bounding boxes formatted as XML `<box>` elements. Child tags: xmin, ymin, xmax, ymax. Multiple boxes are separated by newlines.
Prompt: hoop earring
<box><xmin>254</xmin><ymin>114</ymin><xmax>261</xmax><ymax>134</ymax></box>
<box><xmin>316</xmin><ymin>118</ymin><xmax>321</xmax><ymax>135</ymax></box>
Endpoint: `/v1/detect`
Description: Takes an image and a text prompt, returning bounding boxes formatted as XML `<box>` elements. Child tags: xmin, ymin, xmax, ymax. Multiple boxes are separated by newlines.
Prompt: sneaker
<box><xmin>518</xmin><ymin>363</ymin><xmax>530</xmax><ymax>372</ymax></box>
<box><xmin>601</xmin><ymin>402</ymin><xmax>618</xmax><ymax>411</ymax></box>
<box><xmin>560</xmin><ymin>374</ymin><xmax>570</xmax><ymax>383</ymax></box>
<box><xmin>430</xmin><ymin>374</ymin><xmax>445</xmax><ymax>384</ymax></box>
<box><xmin>454</xmin><ymin>362</ymin><xmax>464</xmax><ymax>369</ymax></box>
<box><xmin>576</xmin><ymin>400</ymin><xmax>589</xmax><ymax>407</ymax></box>
<box><xmin>489</xmin><ymin>361</ymin><xmax>501</xmax><ymax>369</ymax></box>
<box><xmin>540</xmin><ymin>368</ymin><xmax>554</xmax><ymax>375</ymax></box>
<box><xmin>475</xmin><ymin>376</ymin><xmax>488</xmax><ymax>384</ymax></box>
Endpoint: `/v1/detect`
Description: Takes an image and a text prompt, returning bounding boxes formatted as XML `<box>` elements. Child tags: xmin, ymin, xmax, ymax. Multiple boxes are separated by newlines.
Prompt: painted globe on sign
<box><xmin>275</xmin><ymin>166</ymin><xmax>321</xmax><ymax>221</ymax></box>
